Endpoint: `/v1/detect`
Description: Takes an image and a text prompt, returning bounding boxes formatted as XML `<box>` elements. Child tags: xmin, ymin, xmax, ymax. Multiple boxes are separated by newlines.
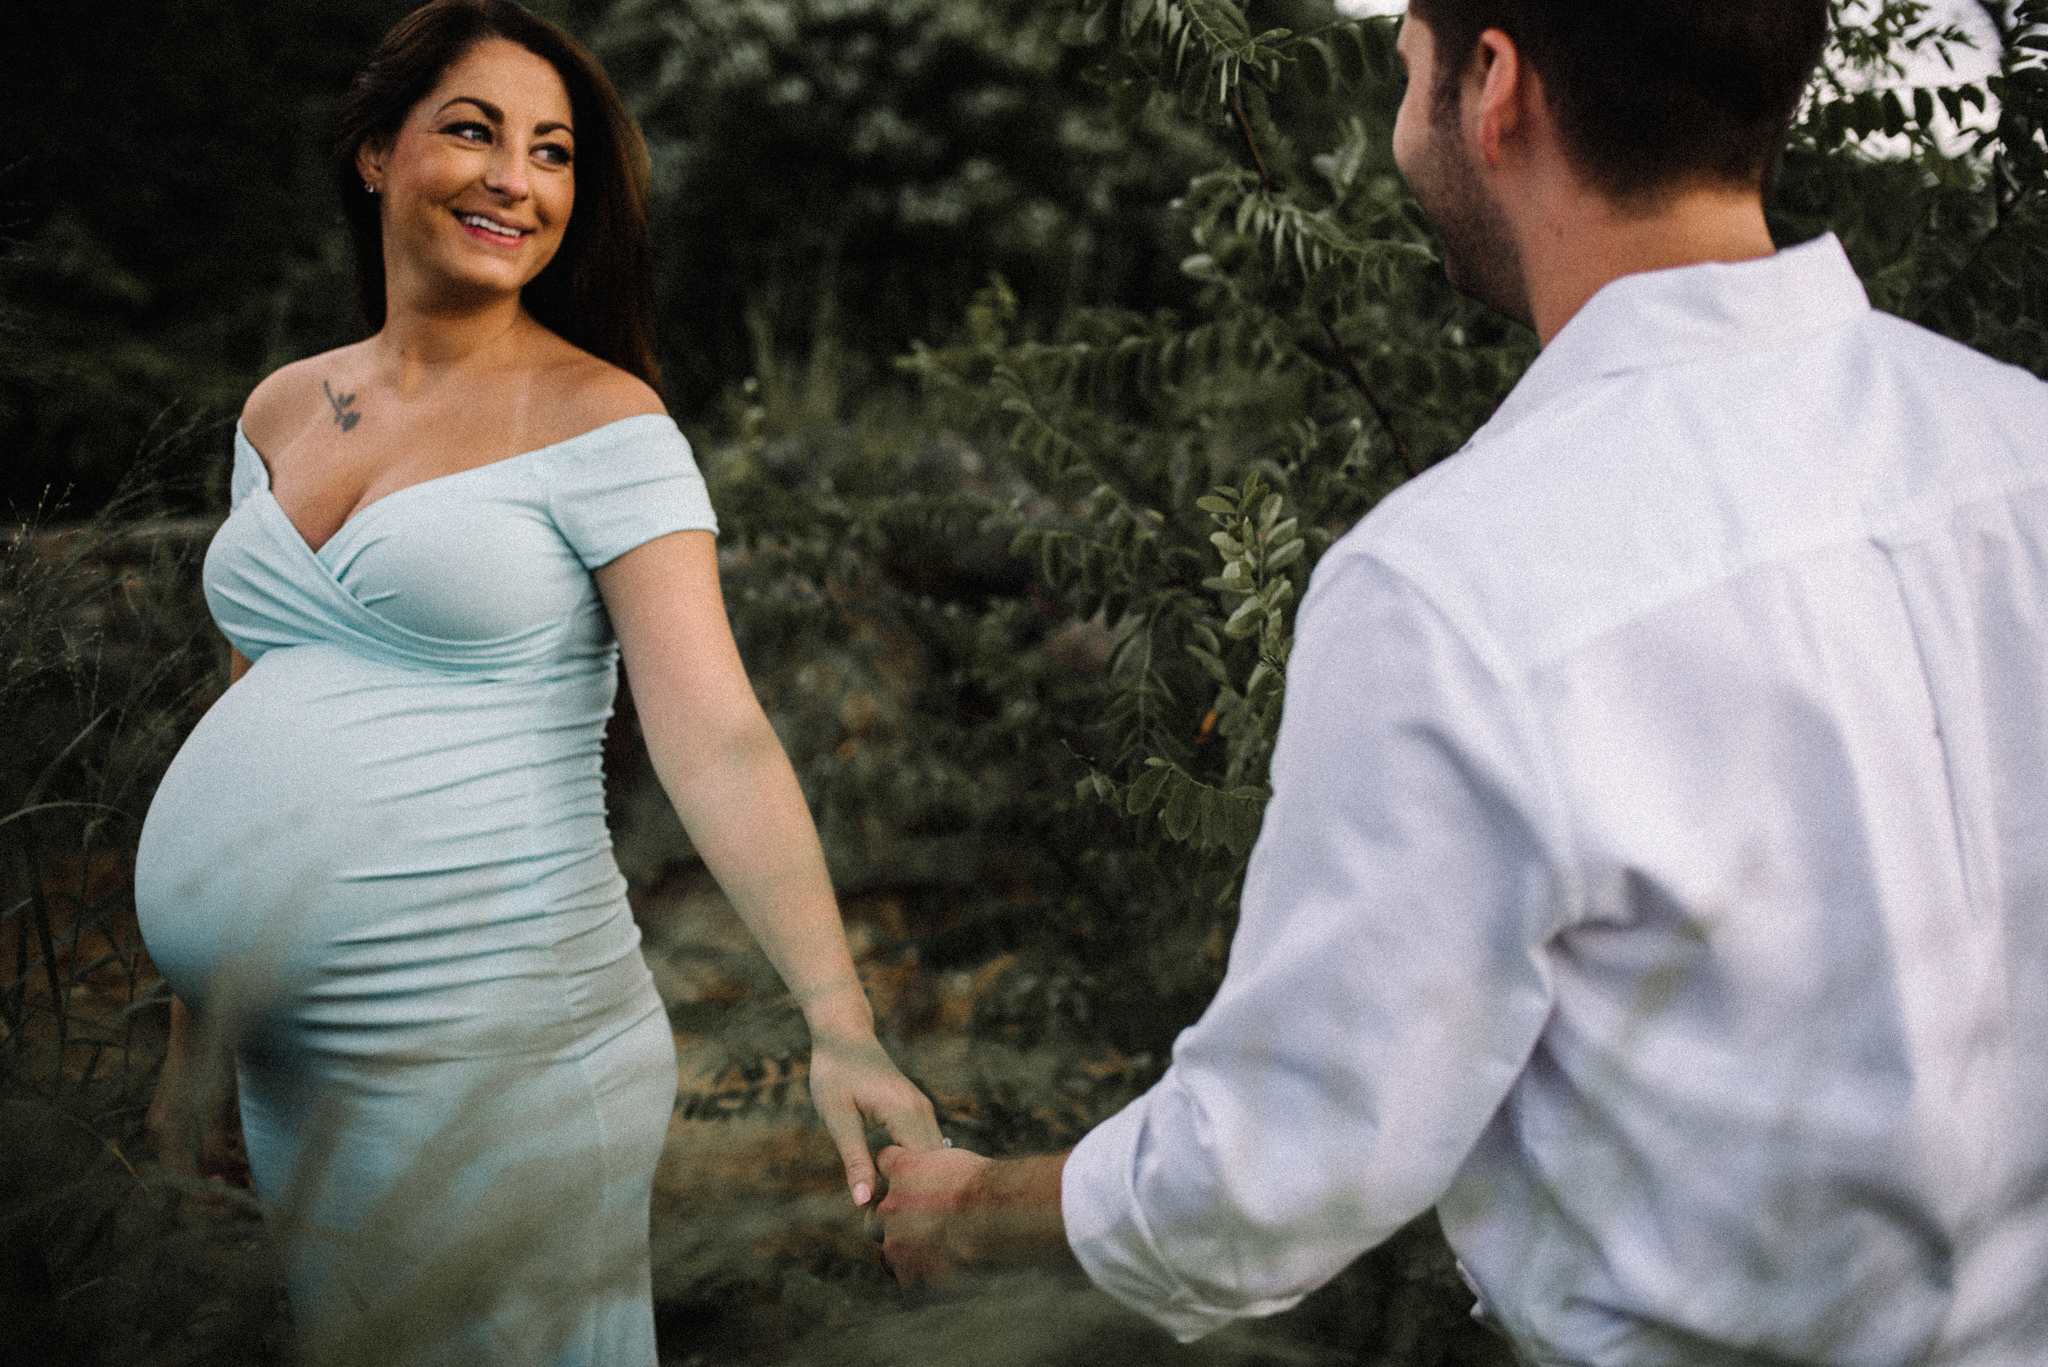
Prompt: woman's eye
<box><xmin>442</xmin><ymin>121</ymin><xmax>491</xmax><ymax>143</ymax></box>
<box><xmin>535</xmin><ymin>143</ymin><xmax>573</xmax><ymax>167</ymax></box>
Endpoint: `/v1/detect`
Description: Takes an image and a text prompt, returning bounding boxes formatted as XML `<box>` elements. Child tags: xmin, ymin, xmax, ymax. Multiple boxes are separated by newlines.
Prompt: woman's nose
<box><xmin>481</xmin><ymin>145</ymin><xmax>529</xmax><ymax>201</ymax></box>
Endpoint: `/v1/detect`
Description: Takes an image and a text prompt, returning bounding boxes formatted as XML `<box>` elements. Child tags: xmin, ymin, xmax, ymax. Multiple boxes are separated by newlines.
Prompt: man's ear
<box><xmin>1470</xmin><ymin>28</ymin><xmax>1526</xmax><ymax>170</ymax></box>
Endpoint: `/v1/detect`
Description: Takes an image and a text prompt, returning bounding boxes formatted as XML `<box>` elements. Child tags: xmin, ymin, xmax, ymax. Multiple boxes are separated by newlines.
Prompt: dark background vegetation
<box><xmin>3</xmin><ymin>0</ymin><xmax>2044</xmax><ymax>1363</ymax></box>
<box><xmin>0</xmin><ymin>0</ymin><xmax>1217</xmax><ymax>512</ymax></box>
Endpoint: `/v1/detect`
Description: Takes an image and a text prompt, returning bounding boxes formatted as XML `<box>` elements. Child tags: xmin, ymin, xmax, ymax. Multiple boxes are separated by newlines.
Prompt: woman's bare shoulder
<box><xmin>571</xmin><ymin>364</ymin><xmax>669</xmax><ymax>431</ymax></box>
<box><xmin>534</xmin><ymin>332</ymin><xmax>668</xmax><ymax>436</ymax></box>
<box><xmin>241</xmin><ymin>345</ymin><xmax>373</xmax><ymax>454</ymax></box>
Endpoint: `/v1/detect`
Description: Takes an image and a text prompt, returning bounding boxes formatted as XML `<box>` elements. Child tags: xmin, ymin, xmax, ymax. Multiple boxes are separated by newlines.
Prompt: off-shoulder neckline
<box><xmin>235</xmin><ymin>413</ymin><xmax>673</xmax><ymax>557</ymax></box>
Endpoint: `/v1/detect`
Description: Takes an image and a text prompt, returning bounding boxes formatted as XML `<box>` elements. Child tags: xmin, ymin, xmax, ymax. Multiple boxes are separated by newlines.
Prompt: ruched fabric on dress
<box><xmin>137</xmin><ymin>415</ymin><xmax>717</xmax><ymax>1366</ymax></box>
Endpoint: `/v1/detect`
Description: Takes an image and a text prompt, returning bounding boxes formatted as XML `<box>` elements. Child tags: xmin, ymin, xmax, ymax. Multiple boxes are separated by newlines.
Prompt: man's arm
<box><xmin>880</xmin><ymin>545</ymin><xmax>1563</xmax><ymax>1339</ymax></box>
<box><xmin>874</xmin><ymin>1147</ymin><xmax>1075</xmax><ymax>1285</ymax></box>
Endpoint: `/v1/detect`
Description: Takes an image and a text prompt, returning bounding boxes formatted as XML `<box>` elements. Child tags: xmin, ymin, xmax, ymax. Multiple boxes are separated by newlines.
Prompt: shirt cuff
<box><xmin>1062</xmin><ymin>1087</ymin><xmax>1303</xmax><ymax>1343</ymax></box>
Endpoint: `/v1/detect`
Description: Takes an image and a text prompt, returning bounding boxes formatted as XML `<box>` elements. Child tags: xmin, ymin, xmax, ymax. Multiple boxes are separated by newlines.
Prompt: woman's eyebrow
<box><xmin>435</xmin><ymin>95</ymin><xmax>503</xmax><ymax>122</ymax></box>
<box><xmin>432</xmin><ymin>96</ymin><xmax>570</xmax><ymax>139</ymax></box>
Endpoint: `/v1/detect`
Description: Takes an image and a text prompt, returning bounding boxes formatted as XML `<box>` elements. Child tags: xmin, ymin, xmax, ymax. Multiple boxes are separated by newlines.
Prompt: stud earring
<box><xmin>364</xmin><ymin>181</ymin><xmax>377</xmax><ymax>194</ymax></box>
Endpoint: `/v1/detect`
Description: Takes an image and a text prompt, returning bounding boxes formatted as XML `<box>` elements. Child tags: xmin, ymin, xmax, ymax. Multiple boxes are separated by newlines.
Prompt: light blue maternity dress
<box><xmin>135</xmin><ymin>415</ymin><xmax>717</xmax><ymax>1365</ymax></box>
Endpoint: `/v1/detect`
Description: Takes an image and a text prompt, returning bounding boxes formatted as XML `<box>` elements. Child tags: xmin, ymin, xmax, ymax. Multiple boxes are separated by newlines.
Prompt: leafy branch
<box><xmin>1077</xmin><ymin>473</ymin><xmax>1304</xmax><ymax>858</ymax></box>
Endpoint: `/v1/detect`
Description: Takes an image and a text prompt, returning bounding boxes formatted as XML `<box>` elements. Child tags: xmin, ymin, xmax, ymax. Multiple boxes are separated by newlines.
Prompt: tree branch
<box><xmin>1322</xmin><ymin>319</ymin><xmax>1419</xmax><ymax>478</ymax></box>
<box><xmin>1228</xmin><ymin>90</ymin><xmax>1274</xmax><ymax>194</ymax></box>
<box><xmin>1227</xmin><ymin>82</ymin><xmax>1418</xmax><ymax>478</ymax></box>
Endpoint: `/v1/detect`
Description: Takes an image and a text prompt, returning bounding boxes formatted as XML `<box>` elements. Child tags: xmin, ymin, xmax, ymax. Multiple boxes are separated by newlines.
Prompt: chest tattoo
<box><xmin>323</xmin><ymin>380</ymin><xmax>362</xmax><ymax>433</ymax></box>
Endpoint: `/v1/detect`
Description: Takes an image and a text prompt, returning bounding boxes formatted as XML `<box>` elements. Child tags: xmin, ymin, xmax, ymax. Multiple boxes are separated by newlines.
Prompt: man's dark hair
<box><xmin>333</xmin><ymin>0</ymin><xmax>662</xmax><ymax>393</ymax></box>
<box><xmin>1406</xmin><ymin>0</ymin><xmax>1830</xmax><ymax>202</ymax></box>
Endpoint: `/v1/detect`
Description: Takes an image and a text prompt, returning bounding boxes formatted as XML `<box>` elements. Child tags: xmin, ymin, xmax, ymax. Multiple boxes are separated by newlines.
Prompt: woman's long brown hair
<box><xmin>332</xmin><ymin>0</ymin><xmax>662</xmax><ymax>395</ymax></box>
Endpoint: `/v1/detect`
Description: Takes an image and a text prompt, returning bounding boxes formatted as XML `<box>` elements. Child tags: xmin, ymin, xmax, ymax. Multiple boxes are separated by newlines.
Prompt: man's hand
<box><xmin>876</xmin><ymin>1146</ymin><xmax>1074</xmax><ymax>1286</ymax></box>
<box><xmin>874</xmin><ymin>1144</ymin><xmax>995</xmax><ymax>1285</ymax></box>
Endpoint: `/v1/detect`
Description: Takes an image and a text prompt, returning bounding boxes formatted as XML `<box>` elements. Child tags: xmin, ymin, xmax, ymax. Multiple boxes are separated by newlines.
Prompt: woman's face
<box><xmin>358</xmin><ymin>37</ymin><xmax>576</xmax><ymax>308</ymax></box>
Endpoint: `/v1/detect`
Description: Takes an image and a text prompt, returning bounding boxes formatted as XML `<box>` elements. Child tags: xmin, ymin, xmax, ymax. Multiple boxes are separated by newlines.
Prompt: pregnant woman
<box><xmin>133</xmin><ymin>2</ymin><xmax>937</xmax><ymax>1360</ymax></box>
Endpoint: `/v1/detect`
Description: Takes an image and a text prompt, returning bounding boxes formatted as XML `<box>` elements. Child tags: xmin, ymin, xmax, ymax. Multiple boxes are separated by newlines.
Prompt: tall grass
<box><xmin>0</xmin><ymin>418</ymin><xmax>297</xmax><ymax>1362</ymax></box>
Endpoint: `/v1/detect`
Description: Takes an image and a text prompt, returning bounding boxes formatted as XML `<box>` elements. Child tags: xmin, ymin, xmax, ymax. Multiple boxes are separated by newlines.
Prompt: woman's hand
<box><xmin>147</xmin><ymin>995</ymin><xmax>254</xmax><ymax>1189</ymax></box>
<box><xmin>806</xmin><ymin>1026</ymin><xmax>942</xmax><ymax>1207</ymax></box>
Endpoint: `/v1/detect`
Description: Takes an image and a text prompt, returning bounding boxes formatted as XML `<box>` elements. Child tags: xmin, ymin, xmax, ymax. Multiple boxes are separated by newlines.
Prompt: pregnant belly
<box><xmin>137</xmin><ymin>643</ymin><xmax>645</xmax><ymax>1060</ymax></box>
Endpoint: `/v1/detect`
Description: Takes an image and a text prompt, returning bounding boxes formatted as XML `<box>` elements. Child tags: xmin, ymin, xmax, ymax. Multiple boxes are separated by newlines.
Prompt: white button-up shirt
<box><xmin>1062</xmin><ymin>236</ymin><xmax>2048</xmax><ymax>1366</ymax></box>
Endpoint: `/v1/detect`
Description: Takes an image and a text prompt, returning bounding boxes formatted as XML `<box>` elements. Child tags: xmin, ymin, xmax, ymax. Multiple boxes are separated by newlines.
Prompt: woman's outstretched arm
<box><xmin>596</xmin><ymin>530</ymin><xmax>941</xmax><ymax>1205</ymax></box>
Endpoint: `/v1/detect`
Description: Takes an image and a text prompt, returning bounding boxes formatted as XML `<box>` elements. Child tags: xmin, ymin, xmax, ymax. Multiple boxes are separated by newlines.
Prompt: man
<box><xmin>875</xmin><ymin>3</ymin><xmax>2048</xmax><ymax>1363</ymax></box>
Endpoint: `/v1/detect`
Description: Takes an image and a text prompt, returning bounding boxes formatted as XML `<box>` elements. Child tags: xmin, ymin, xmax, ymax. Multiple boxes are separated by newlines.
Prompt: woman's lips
<box><xmin>454</xmin><ymin>211</ymin><xmax>531</xmax><ymax>247</ymax></box>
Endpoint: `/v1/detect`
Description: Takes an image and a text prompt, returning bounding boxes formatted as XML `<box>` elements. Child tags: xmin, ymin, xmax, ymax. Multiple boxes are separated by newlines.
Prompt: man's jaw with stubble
<box><xmin>1409</xmin><ymin>120</ymin><xmax>1534</xmax><ymax>329</ymax></box>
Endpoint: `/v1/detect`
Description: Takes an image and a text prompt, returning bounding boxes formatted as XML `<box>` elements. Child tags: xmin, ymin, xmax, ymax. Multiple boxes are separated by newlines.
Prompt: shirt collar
<box><xmin>1481</xmin><ymin>233</ymin><xmax>1872</xmax><ymax>443</ymax></box>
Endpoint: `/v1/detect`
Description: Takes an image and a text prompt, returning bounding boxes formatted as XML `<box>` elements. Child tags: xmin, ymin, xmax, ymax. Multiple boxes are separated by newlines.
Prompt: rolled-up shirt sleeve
<box><xmin>1061</xmin><ymin>544</ymin><xmax>1569</xmax><ymax>1342</ymax></box>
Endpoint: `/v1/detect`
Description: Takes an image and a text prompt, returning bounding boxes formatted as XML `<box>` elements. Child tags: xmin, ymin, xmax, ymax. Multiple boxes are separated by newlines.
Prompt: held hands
<box><xmin>805</xmin><ymin>1018</ymin><xmax>943</xmax><ymax>1209</ymax></box>
<box><xmin>873</xmin><ymin>1146</ymin><xmax>1074</xmax><ymax>1286</ymax></box>
<box><xmin>872</xmin><ymin>1143</ymin><xmax>996</xmax><ymax>1286</ymax></box>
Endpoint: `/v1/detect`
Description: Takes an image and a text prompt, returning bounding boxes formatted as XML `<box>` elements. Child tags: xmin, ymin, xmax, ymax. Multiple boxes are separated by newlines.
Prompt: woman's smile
<box><xmin>454</xmin><ymin>208</ymin><xmax>533</xmax><ymax>246</ymax></box>
<box><xmin>361</xmin><ymin>37</ymin><xmax>576</xmax><ymax>300</ymax></box>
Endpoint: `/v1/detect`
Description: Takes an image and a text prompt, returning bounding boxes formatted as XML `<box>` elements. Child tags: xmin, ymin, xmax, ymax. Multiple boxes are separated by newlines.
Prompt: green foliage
<box><xmin>1778</xmin><ymin>0</ymin><xmax>2048</xmax><ymax>365</ymax></box>
<box><xmin>0</xmin><ymin>0</ymin><xmax>411</xmax><ymax>512</ymax></box>
<box><xmin>0</xmin><ymin>443</ymin><xmax>222</xmax><ymax>1096</ymax></box>
<box><xmin>4</xmin><ymin>0</ymin><xmax>2047</xmax><ymax>1361</ymax></box>
<box><xmin>0</xmin><ymin>441</ymin><xmax>288</xmax><ymax>1360</ymax></box>
<box><xmin>898</xmin><ymin>1</ymin><xmax>1515</xmax><ymax>889</ymax></box>
<box><xmin>587</xmin><ymin>0</ymin><xmax>1223</xmax><ymax>414</ymax></box>
<box><xmin>0</xmin><ymin>1087</ymin><xmax>287</xmax><ymax>1364</ymax></box>
<box><xmin>1076</xmin><ymin>472</ymin><xmax>1301</xmax><ymax>861</ymax></box>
